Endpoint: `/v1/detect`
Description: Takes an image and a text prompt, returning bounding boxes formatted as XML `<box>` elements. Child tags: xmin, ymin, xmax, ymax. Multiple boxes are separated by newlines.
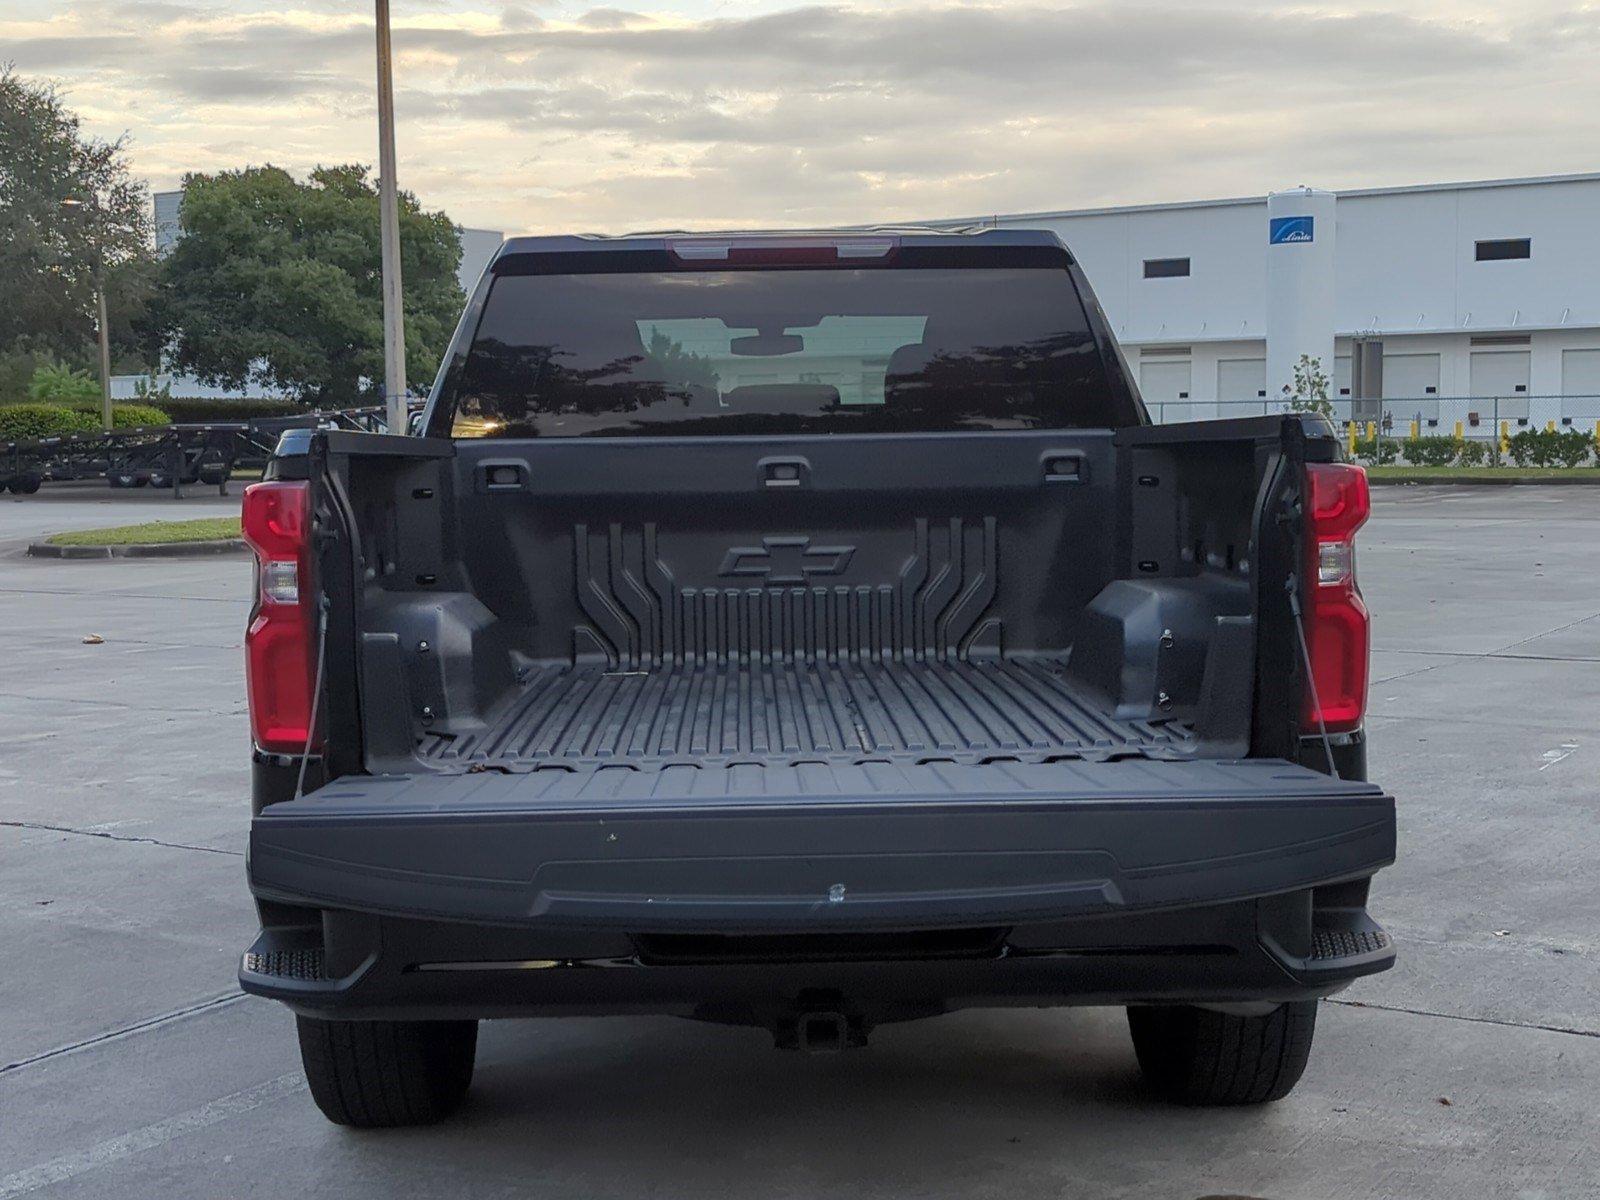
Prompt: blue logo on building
<box><xmin>1270</xmin><ymin>215</ymin><xmax>1315</xmax><ymax>245</ymax></box>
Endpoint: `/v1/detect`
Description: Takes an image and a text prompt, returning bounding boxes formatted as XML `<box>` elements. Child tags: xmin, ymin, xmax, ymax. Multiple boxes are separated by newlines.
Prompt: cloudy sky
<box><xmin>6</xmin><ymin>0</ymin><xmax>1598</xmax><ymax>234</ymax></box>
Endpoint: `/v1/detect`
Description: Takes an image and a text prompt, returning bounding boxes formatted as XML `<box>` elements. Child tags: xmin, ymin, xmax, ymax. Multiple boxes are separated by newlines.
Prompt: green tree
<box><xmin>0</xmin><ymin>67</ymin><xmax>156</xmax><ymax>389</ymax></box>
<box><xmin>150</xmin><ymin>165</ymin><xmax>464</xmax><ymax>406</ymax></box>
<box><xmin>28</xmin><ymin>360</ymin><xmax>101</xmax><ymax>403</ymax></box>
<box><xmin>1283</xmin><ymin>354</ymin><xmax>1334</xmax><ymax>419</ymax></box>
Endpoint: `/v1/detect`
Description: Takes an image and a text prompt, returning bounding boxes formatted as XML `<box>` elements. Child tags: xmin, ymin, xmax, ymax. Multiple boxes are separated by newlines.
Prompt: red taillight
<box><xmin>241</xmin><ymin>481</ymin><xmax>316</xmax><ymax>753</ymax></box>
<box><xmin>1303</xmin><ymin>462</ymin><xmax>1371</xmax><ymax>733</ymax></box>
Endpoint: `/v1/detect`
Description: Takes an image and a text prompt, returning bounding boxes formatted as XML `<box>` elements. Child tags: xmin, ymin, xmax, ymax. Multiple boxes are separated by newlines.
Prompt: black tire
<box><xmin>295</xmin><ymin>1016</ymin><xmax>478</xmax><ymax>1128</ymax></box>
<box><xmin>15</xmin><ymin>473</ymin><xmax>42</xmax><ymax>495</ymax></box>
<box><xmin>108</xmin><ymin>471</ymin><xmax>137</xmax><ymax>489</ymax></box>
<box><xmin>1127</xmin><ymin>1001</ymin><xmax>1317</xmax><ymax>1105</ymax></box>
<box><xmin>146</xmin><ymin>471</ymin><xmax>170</xmax><ymax>490</ymax></box>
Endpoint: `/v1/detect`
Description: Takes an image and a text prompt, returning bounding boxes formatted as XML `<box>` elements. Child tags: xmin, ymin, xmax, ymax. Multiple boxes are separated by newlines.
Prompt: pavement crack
<box><xmin>1327</xmin><ymin>997</ymin><xmax>1600</xmax><ymax>1040</ymax></box>
<box><xmin>0</xmin><ymin>634</ymin><xmax>241</xmax><ymax>652</ymax></box>
<box><xmin>1372</xmin><ymin>610</ymin><xmax>1600</xmax><ymax>684</ymax></box>
<box><xmin>0</xmin><ymin>586</ymin><xmax>245</xmax><ymax>605</ymax></box>
<box><xmin>0</xmin><ymin>1071</ymin><xmax>304</xmax><ymax>1198</ymax></box>
<box><xmin>0</xmin><ymin>690</ymin><xmax>243</xmax><ymax>717</ymax></box>
<box><xmin>1375</xmin><ymin>648</ymin><xmax>1600</xmax><ymax>666</ymax></box>
<box><xmin>1</xmin><ymin>820</ymin><xmax>242</xmax><ymax>857</ymax></box>
<box><xmin>1488</xmin><ymin>610</ymin><xmax>1600</xmax><ymax>655</ymax></box>
<box><xmin>1364</xmin><ymin>710</ymin><xmax>1600</xmax><ymax>734</ymax></box>
<box><xmin>0</xmin><ymin>991</ymin><xmax>246</xmax><ymax>1077</ymax></box>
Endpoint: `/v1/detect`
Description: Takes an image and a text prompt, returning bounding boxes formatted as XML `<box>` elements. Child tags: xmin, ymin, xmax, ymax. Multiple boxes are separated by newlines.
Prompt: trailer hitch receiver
<box><xmin>774</xmin><ymin>1010</ymin><xmax>866</xmax><ymax>1054</ymax></box>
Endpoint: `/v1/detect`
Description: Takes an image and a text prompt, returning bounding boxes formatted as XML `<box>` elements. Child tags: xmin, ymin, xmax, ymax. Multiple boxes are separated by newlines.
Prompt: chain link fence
<box><xmin>1145</xmin><ymin>395</ymin><xmax>1600</xmax><ymax>467</ymax></box>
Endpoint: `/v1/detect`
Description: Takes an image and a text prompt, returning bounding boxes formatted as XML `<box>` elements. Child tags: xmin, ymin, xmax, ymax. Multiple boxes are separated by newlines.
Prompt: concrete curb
<box><xmin>1368</xmin><ymin>475</ymin><xmax>1600</xmax><ymax>486</ymax></box>
<box><xmin>26</xmin><ymin>538</ymin><xmax>248</xmax><ymax>559</ymax></box>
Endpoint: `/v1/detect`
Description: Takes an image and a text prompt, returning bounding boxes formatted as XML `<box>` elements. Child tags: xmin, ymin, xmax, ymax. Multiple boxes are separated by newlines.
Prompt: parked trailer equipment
<box><xmin>0</xmin><ymin>405</ymin><xmax>411</xmax><ymax>499</ymax></box>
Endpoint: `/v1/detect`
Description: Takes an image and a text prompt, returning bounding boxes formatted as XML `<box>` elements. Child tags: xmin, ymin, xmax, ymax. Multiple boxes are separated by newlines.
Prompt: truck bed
<box><xmin>416</xmin><ymin>655</ymin><xmax>1196</xmax><ymax>771</ymax></box>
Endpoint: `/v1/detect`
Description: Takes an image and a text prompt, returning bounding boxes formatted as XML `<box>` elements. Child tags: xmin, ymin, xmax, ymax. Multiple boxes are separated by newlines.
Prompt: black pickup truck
<box><xmin>239</xmin><ymin>229</ymin><xmax>1395</xmax><ymax>1126</ymax></box>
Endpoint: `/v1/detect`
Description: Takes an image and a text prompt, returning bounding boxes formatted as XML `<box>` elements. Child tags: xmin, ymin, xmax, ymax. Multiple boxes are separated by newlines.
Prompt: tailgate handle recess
<box><xmin>760</xmin><ymin>456</ymin><xmax>810</xmax><ymax>488</ymax></box>
<box><xmin>1042</xmin><ymin>452</ymin><xmax>1086</xmax><ymax>483</ymax></box>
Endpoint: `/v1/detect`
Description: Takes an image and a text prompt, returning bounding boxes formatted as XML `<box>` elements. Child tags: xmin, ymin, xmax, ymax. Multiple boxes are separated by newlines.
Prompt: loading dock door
<box><xmin>1381</xmin><ymin>354</ymin><xmax>1440</xmax><ymax>400</ymax></box>
<box><xmin>1139</xmin><ymin>359</ymin><xmax>1193</xmax><ymax>420</ymax></box>
<box><xmin>1216</xmin><ymin>358</ymin><xmax>1266</xmax><ymax>412</ymax></box>
<box><xmin>1561</xmin><ymin>349</ymin><xmax>1600</xmax><ymax>421</ymax></box>
<box><xmin>1562</xmin><ymin>350</ymin><xmax>1600</xmax><ymax>395</ymax></box>
<box><xmin>1471</xmin><ymin>351</ymin><xmax>1531</xmax><ymax>421</ymax></box>
<box><xmin>1382</xmin><ymin>353</ymin><xmax>1441</xmax><ymax>425</ymax></box>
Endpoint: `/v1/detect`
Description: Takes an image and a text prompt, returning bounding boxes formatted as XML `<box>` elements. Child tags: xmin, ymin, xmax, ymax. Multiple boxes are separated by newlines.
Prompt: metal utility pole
<box><xmin>61</xmin><ymin>196</ymin><xmax>113</xmax><ymax>432</ymax></box>
<box><xmin>94</xmin><ymin>270</ymin><xmax>112</xmax><ymax>432</ymax></box>
<box><xmin>375</xmin><ymin>0</ymin><xmax>407</xmax><ymax>434</ymax></box>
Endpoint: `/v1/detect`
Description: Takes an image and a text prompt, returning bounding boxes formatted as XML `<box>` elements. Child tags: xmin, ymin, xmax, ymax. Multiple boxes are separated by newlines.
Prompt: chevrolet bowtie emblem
<box><xmin>718</xmin><ymin>536</ymin><xmax>856</xmax><ymax>584</ymax></box>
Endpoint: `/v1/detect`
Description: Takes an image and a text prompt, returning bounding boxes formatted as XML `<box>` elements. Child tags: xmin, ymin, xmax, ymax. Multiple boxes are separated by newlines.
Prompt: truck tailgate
<box><xmin>249</xmin><ymin>759</ymin><xmax>1393</xmax><ymax>931</ymax></box>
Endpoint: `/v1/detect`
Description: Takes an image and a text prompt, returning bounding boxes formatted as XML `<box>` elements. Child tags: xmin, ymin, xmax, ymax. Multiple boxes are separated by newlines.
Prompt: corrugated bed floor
<box><xmin>419</xmin><ymin>656</ymin><xmax>1195</xmax><ymax>769</ymax></box>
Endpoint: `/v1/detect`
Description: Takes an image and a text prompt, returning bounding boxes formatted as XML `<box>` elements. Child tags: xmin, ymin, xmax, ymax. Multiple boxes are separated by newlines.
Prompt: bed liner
<box><xmin>416</xmin><ymin>654</ymin><xmax>1196</xmax><ymax>772</ymax></box>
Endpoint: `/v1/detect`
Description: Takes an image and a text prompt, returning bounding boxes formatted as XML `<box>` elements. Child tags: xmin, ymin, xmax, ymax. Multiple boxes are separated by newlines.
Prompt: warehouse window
<box><xmin>1475</xmin><ymin>238</ymin><xmax>1531</xmax><ymax>262</ymax></box>
<box><xmin>1143</xmin><ymin>257</ymin><xmax>1190</xmax><ymax>279</ymax></box>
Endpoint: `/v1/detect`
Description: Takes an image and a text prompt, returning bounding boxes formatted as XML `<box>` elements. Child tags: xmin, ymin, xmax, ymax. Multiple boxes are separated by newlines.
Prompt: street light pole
<box><xmin>375</xmin><ymin>0</ymin><xmax>407</xmax><ymax>435</ymax></box>
<box><xmin>94</xmin><ymin>265</ymin><xmax>112</xmax><ymax>433</ymax></box>
<box><xmin>61</xmin><ymin>196</ymin><xmax>114</xmax><ymax>433</ymax></box>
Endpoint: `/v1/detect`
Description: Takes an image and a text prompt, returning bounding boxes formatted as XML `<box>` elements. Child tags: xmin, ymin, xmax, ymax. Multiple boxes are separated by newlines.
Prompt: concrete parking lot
<box><xmin>0</xmin><ymin>480</ymin><xmax>241</xmax><ymax>547</ymax></box>
<box><xmin>2</xmin><ymin>484</ymin><xmax>1597</xmax><ymax>1198</ymax></box>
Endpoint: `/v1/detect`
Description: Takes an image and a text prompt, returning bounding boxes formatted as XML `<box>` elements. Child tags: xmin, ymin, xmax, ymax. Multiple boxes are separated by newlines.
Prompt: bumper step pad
<box><xmin>1311</xmin><ymin>927</ymin><xmax>1392</xmax><ymax>962</ymax></box>
<box><xmin>244</xmin><ymin>947</ymin><xmax>326</xmax><ymax>982</ymax></box>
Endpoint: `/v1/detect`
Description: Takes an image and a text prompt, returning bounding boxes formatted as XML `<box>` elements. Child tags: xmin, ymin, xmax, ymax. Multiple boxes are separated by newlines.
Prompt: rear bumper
<box><xmin>242</xmin><ymin>899</ymin><xmax>1394</xmax><ymax>1023</ymax></box>
<box><xmin>242</xmin><ymin>760</ymin><xmax>1396</xmax><ymax>1019</ymax></box>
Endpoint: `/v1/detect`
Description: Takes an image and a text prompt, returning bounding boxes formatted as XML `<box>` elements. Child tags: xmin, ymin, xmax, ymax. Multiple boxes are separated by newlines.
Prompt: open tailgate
<box><xmin>249</xmin><ymin>758</ymin><xmax>1393</xmax><ymax>931</ymax></box>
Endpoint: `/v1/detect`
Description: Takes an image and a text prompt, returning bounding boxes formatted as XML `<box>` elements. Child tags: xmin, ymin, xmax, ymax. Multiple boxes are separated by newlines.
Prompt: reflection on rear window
<box><xmin>444</xmin><ymin>267</ymin><xmax>1121</xmax><ymax>437</ymax></box>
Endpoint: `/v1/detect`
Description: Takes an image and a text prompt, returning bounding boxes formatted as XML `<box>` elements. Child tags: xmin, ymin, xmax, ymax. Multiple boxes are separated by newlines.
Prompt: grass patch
<box><xmin>48</xmin><ymin>515</ymin><xmax>242</xmax><ymax>547</ymax></box>
<box><xmin>1366</xmin><ymin>466</ymin><xmax>1600</xmax><ymax>482</ymax></box>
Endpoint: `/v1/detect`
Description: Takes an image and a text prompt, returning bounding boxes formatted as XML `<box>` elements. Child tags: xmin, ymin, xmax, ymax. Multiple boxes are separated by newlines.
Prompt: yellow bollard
<box><xmin>1547</xmin><ymin>420</ymin><xmax>1557</xmax><ymax>433</ymax></box>
<box><xmin>1410</xmin><ymin>418</ymin><xmax>1420</xmax><ymax>439</ymax></box>
<box><xmin>1347</xmin><ymin>421</ymin><xmax>1357</xmax><ymax>457</ymax></box>
<box><xmin>1594</xmin><ymin>419</ymin><xmax>1600</xmax><ymax>448</ymax></box>
<box><xmin>1500</xmin><ymin>421</ymin><xmax>1511</xmax><ymax>455</ymax></box>
<box><xmin>1366</xmin><ymin>421</ymin><xmax>1376</xmax><ymax>440</ymax></box>
<box><xmin>1454</xmin><ymin>420</ymin><xmax>1464</xmax><ymax>440</ymax></box>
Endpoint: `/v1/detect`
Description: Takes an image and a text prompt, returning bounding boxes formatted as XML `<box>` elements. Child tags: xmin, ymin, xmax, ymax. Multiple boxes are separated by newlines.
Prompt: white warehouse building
<box><xmin>935</xmin><ymin>172</ymin><xmax>1600</xmax><ymax>431</ymax></box>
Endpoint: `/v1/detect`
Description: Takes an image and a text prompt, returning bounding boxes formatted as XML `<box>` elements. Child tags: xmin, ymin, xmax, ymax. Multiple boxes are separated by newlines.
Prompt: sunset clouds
<box><xmin>6</xmin><ymin>1</ymin><xmax>1598</xmax><ymax>233</ymax></box>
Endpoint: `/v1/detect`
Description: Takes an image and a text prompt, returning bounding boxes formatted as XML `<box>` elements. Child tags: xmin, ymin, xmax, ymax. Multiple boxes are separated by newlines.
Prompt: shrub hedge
<box><xmin>0</xmin><ymin>404</ymin><xmax>96</xmax><ymax>443</ymax></box>
<box><xmin>157</xmin><ymin>398</ymin><xmax>311</xmax><ymax>423</ymax></box>
<box><xmin>1352</xmin><ymin>436</ymin><xmax>1399</xmax><ymax>465</ymax></box>
<box><xmin>0</xmin><ymin>394</ymin><xmax>330</xmax><ymax>441</ymax></box>
<box><xmin>1352</xmin><ymin>427</ymin><xmax>1594</xmax><ymax>468</ymax></box>
<box><xmin>0</xmin><ymin>402</ymin><xmax>171</xmax><ymax>444</ymax></box>
<box><xmin>63</xmin><ymin>402</ymin><xmax>172</xmax><ymax>429</ymax></box>
<box><xmin>3</xmin><ymin>395</ymin><xmax>328</xmax><ymax>424</ymax></box>
<box><xmin>1554</xmin><ymin>429</ymin><xmax>1595</xmax><ymax>468</ymax></box>
<box><xmin>1400</xmin><ymin>436</ymin><xmax>1462</xmax><ymax>467</ymax></box>
<box><xmin>1507</xmin><ymin>428</ymin><xmax>1594</xmax><ymax>469</ymax></box>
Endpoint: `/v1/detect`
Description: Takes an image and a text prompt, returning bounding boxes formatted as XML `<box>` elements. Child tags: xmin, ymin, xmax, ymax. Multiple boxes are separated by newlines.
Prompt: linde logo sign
<box><xmin>1270</xmin><ymin>215</ymin><xmax>1315</xmax><ymax>245</ymax></box>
